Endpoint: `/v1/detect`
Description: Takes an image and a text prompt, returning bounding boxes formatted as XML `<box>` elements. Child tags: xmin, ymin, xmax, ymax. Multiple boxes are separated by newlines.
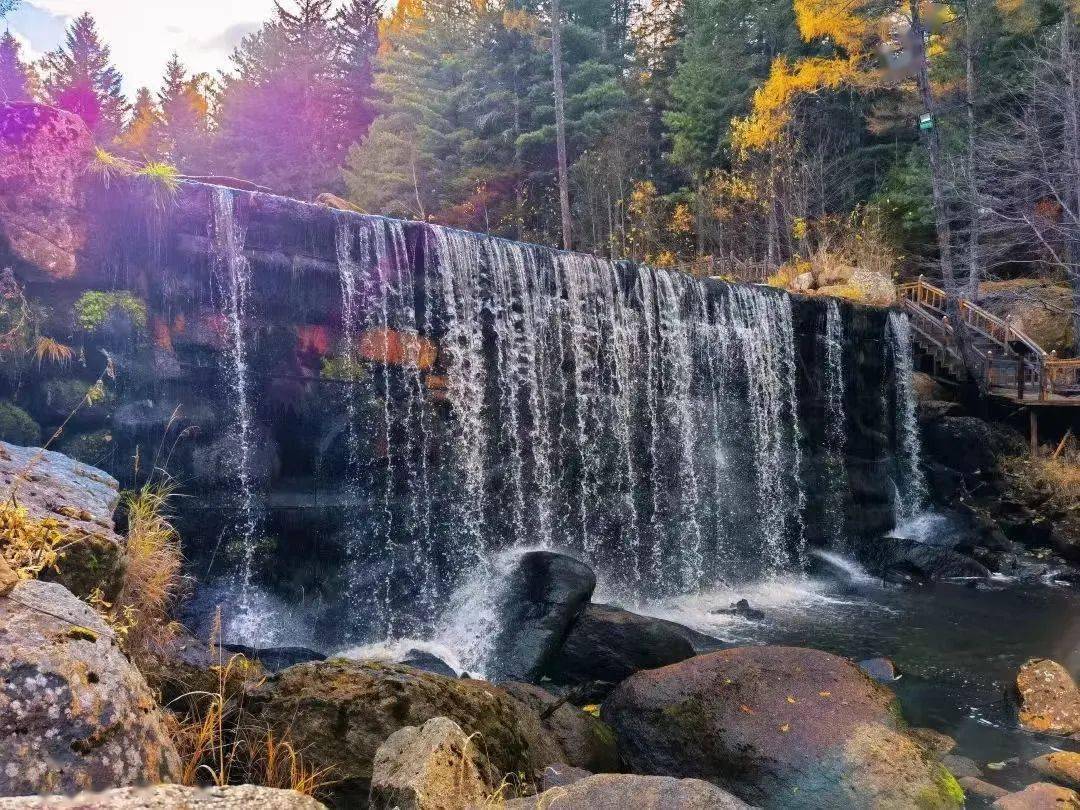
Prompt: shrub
<box><xmin>74</xmin><ymin>291</ymin><xmax>148</xmax><ymax>332</ymax></box>
<box><xmin>0</xmin><ymin>401</ymin><xmax>41</xmax><ymax>446</ymax></box>
<box><xmin>0</xmin><ymin>501</ymin><xmax>65</xmax><ymax>580</ymax></box>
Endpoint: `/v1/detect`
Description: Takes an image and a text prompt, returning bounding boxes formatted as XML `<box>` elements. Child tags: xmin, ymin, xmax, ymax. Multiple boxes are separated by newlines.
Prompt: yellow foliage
<box><xmin>0</xmin><ymin>502</ymin><xmax>65</xmax><ymax>580</ymax></box>
<box><xmin>732</xmin><ymin>56</ymin><xmax>863</xmax><ymax>152</ymax></box>
<box><xmin>629</xmin><ymin>180</ymin><xmax>659</xmax><ymax>219</ymax></box>
<box><xmin>651</xmin><ymin>250</ymin><xmax>678</xmax><ymax>267</ymax></box>
<box><xmin>793</xmin><ymin>0</ymin><xmax>873</xmax><ymax>51</ymax></box>
<box><xmin>669</xmin><ymin>202</ymin><xmax>694</xmax><ymax>235</ymax></box>
<box><xmin>792</xmin><ymin>217</ymin><xmax>809</xmax><ymax>240</ymax></box>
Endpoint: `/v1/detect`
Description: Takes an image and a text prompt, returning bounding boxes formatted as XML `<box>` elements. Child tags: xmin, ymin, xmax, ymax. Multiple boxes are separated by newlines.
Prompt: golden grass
<box><xmin>170</xmin><ymin>610</ymin><xmax>334</xmax><ymax>796</ymax></box>
<box><xmin>31</xmin><ymin>336</ymin><xmax>75</xmax><ymax>369</ymax></box>
<box><xmin>0</xmin><ymin>501</ymin><xmax>65</xmax><ymax>580</ymax></box>
<box><xmin>112</xmin><ymin>481</ymin><xmax>185</xmax><ymax>659</ymax></box>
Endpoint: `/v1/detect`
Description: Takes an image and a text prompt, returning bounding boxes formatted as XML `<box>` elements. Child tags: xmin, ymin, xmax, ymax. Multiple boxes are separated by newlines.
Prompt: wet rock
<box><xmin>111</xmin><ymin>398</ymin><xmax>218</xmax><ymax>442</ymax></box>
<box><xmin>712</xmin><ymin>598</ymin><xmax>766</xmax><ymax>620</ymax></box>
<box><xmin>191</xmin><ymin>431</ymin><xmax>281</xmax><ymax>487</ymax></box>
<box><xmin>913</xmin><ymin>372</ymin><xmax>954</xmax><ymax>403</ymax></box>
<box><xmin>222</xmin><ymin>643</ymin><xmax>325</xmax><ymax>672</ymax></box>
<box><xmin>370</xmin><ymin>717</ymin><xmax>494</xmax><ymax>810</ymax></box>
<box><xmin>499</xmin><ymin>681</ymin><xmax>619</xmax><ymax>774</ymax></box>
<box><xmin>0</xmin><ymin>580</ymin><xmax>181</xmax><ymax>795</ymax></box>
<box><xmin>245</xmin><ymin>659</ymin><xmax>596</xmax><ymax>807</ymax></box>
<box><xmin>0</xmin><ymin>441</ymin><xmax>124</xmax><ymax>599</ymax></box>
<box><xmin>499</xmin><ymin>774</ymin><xmax>754</xmax><ymax>809</ymax></box>
<box><xmin>0</xmin><ymin>103</ymin><xmax>93</xmax><ymax>279</ymax></box>
<box><xmin>910</xmin><ymin>728</ymin><xmax>957</xmax><ymax>755</ymax></box>
<box><xmin>959</xmin><ymin>776</ymin><xmax>1010</xmax><ymax>801</ymax></box>
<box><xmin>858</xmin><ymin>657</ymin><xmax>899</xmax><ymax>683</ymax></box>
<box><xmin>864</xmin><ymin>536</ymin><xmax>991</xmax><ymax>582</ymax></box>
<box><xmin>992</xmin><ymin>782</ymin><xmax>1080</xmax><ymax>809</ymax></box>
<box><xmin>544</xmin><ymin>603</ymin><xmax>698</xmax><ymax>688</ymax></box>
<box><xmin>488</xmin><ymin>551</ymin><xmax>595</xmax><ymax>682</ymax></box>
<box><xmin>941</xmin><ymin>754</ymin><xmax>981</xmax><ymax>779</ymax></box>
<box><xmin>0</xmin><ymin>785</ymin><xmax>327</xmax><ymax>808</ymax></box>
<box><xmin>601</xmin><ymin>645</ymin><xmax>962</xmax><ymax>808</ymax></box>
<box><xmin>31</xmin><ymin>378</ymin><xmax>110</xmax><ymax>429</ymax></box>
<box><xmin>138</xmin><ymin>626</ymin><xmax>218</xmax><ymax>707</ymax></box>
<box><xmin>923</xmin><ymin>417</ymin><xmax>998</xmax><ymax>477</ymax></box>
<box><xmin>1030</xmin><ymin>752</ymin><xmax>1080</xmax><ymax>789</ymax></box>
<box><xmin>925</xmin><ymin>461</ymin><xmax>965</xmax><ymax>505</ymax></box>
<box><xmin>1015</xmin><ymin>659</ymin><xmax>1080</xmax><ymax>737</ymax></box>
<box><xmin>538</xmin><ymin>763</ymin><xmax>592</xmax><ymax>791</ymax></box>
<box><xmin>399</xmin><ymin>649</ymin><xmax>457</xmax><ymax>678</ymax></box>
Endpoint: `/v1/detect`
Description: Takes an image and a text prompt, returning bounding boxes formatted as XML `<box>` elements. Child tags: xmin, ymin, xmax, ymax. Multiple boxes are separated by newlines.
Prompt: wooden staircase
<box><xmin>896</xmin><ymin>277</ymin><xmax>1080</xmax><ymax>403</ymax></box>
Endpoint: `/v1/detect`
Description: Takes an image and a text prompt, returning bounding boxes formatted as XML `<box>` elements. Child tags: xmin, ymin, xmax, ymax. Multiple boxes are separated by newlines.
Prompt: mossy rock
<box><xmin>245</xmin><ymin>659</ymin><xmax>605</xmax><ymax>808</ymax></box>
<box><xmin>0</xmin><ymin>400</ymin><xmax>41</xmax><ymax>446</ymax></box>
<box><xmin>31</xmin><ymin>377</ymin><xmax>111</xmax><ymax>427</ymax></box>
<box><xmin>56</xmin><ymin>428</ymin><xmax>114</xmax><ymax>467</ymax></box>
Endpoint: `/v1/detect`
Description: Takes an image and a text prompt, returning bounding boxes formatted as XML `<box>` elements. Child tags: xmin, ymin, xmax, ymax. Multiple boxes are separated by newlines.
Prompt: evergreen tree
<box><xmin>39</xmin><ymin>13</ymin><xmax>129</xmax><ymax>142</ymax></box>
<box><xmin>156</xmin><ymin>52</ymin><xmax>213</xmax><ymax>173</ymax></box>
<box><xmin>217</xmin><ymin>0</ymin><xmax>376</xmax><ymax>197</ymax></box>
<box><xmin>0</xmin><ymin>30</ymin><xmax>30</xmax><ymax>102</ymax></box>
<box><xmin>336</xmin><ymin>0</ymin><xmax>381</xmax><ymax>145</ymax></box>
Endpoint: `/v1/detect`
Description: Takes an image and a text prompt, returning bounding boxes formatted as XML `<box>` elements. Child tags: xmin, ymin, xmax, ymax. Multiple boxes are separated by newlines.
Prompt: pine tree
<box><xmin>217</xmin><ymin>0</ymin><xmax>373</xmax><ymax>197</ymax></box>
<box><xmin>39</xmin><ymin>13</ymin><xmax>129</xmax><ymax>142</ymax></box>
<box><xmin>0</xmin><ymin>30</ymin><xmax>30</xmax><ymax>102</ymax></box>
<box><xmin>156</xmin><ymin>52</ymin><xmax>213</xmax><ymax>173</ymax></box>
<box><xmin>336</xmin><ymin>0</ymin><xmax>381</xmax><ymax>145</ymax></box>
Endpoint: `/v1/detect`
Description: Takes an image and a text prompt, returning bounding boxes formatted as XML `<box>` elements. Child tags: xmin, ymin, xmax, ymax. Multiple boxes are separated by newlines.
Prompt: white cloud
<box><xmin>9</xmin><ymin>28</ymin><xmax>37</xmax><ymax>61</ymax></box>
<box><xmin>25</xmin><ymin>0</ymin><xmax>276</xmax><ymax>93</ymax></box>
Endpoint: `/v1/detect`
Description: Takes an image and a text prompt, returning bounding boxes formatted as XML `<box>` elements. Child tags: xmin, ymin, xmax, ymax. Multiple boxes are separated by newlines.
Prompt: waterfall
<box><xmin>208</xmin><ymin>187</ymin><xmax>260</xmax><ymax>610</ymax></box>
<box><xmin>888</xmin><ymin>310</ymin><xmax>926</xmax><ymax>522</ymax></box>
<box><xmin>823</xmin><ymin>299</ymin><xmax>848</xmax><ymax>546</ymax></box>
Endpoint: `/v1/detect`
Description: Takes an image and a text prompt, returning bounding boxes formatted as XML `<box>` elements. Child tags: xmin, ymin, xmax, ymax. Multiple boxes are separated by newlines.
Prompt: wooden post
<box><xmin>1016</xmin><ymin>353</ymin><xmax>1024</xmax><ymax>400</ymax></box>
<box><xmin>1030</xmin><ymin>408</ymin><xmax>1039</xmax><ymax>457</ymax></box>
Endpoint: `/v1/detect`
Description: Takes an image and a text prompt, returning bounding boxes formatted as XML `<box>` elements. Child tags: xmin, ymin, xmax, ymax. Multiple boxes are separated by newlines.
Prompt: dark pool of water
<box><xmin>641</xmin><ymin>569</ymin><xmax>1080</xmax><ymax>792</ymax></box>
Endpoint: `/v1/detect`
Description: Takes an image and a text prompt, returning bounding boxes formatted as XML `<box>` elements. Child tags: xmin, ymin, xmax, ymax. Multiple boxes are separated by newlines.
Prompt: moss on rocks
<box><xmin>0</xmin><ymin>400</ymin><xmax>41</xmax><ymax>445</ymax></box>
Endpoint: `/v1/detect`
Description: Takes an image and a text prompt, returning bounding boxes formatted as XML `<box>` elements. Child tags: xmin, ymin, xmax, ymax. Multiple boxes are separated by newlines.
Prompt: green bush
<box><xmin>0</xmin><ymin>400</ymin><xmax>42</xmax><ymax>446</ymax></box>
<box><xmin>74</xmin><ymin>291</ymin><xmax>148</xmax><ymax>332</ymax></box>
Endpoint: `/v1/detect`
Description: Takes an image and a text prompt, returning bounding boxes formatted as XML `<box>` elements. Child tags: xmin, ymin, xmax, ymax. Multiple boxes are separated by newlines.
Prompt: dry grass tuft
<box><xmin>0</xmin><ymin>501</ymin><xmax>66</xmax><ymax>580</ymax></box>
<box><xmin>110</xmin><ymin>481</ymin><xmax>186</xmax><ymax>660</ymax></box>
<box><xmin>170</xmin><ymin>610</ymin><xmax>334</xmax><ymax>796</ymax></box>
<box><xmin>31</xmin><ymin>336</ymin><xmax>75</xmax><ymax>368</ymax></box>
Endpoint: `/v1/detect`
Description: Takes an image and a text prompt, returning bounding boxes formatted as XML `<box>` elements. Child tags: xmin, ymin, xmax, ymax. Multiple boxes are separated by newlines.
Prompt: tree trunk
<box><xmin>550</xmin><ymin>0</ymin><xmax>573</xmax><ymax>251</ymax></box>
<box><xmin>911</xmin><ymin>0</ymin><xmax>977</xmax><ymax>377</ymax></box>
<box><xmin>1060</xmin><ymin>10</ymin><xmax>1080</xmax><ymax>353</ymax></box>
<box><xmin>964</xmin><ymin>0</ymin><xmax>982</xmax><ymax>300</ymax></box>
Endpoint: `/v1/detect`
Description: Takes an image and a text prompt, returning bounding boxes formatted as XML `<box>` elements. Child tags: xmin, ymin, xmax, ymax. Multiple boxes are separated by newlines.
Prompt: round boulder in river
<box><xmin>601</xmin><ymin>645</ymin><xmax>963</xmax><ymax>809</ymax></box>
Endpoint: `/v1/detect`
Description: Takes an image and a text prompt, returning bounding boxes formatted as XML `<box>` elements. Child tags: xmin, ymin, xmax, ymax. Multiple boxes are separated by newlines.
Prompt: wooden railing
<box><xmin>672</xmin><ymin>254</ymin><xmax>774</xmax><ymax>284</ymax></box>
<box><xmin>897</xmin><ymin>276</ymin><xmax>1077</xmax><ymax>401</ymax></box>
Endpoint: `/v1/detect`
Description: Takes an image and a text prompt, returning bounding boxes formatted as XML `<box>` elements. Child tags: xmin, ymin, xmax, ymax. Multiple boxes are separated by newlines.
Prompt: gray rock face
<box><xmin>500</xmin><ymin>774</ymin><xmax>754</xmax><ymax>809</ymax></box>
<box><xmin>370</xmin><ymin>717</ymin><xmax>494</xmax><ymax>810</ymax></box>
<box><xmin>0</xmin><ymin>441</ymin><xmax>124</xmax><ymax>599</ymax></box>
<box><xmin>0</xmin><ymin>785</ymin><xmax>327</xmax><ymax>808</ymax></box>
<box><xmin>488</xmin><ymin>551</ymin><xmax>596</xmax><ymax>683</ymax></box>
<box><xmin>545</xmin><ymin>603</ymin><xmax>699</xmax><ymax>688</ymax></box>
<box><xmin>0</xmin><ymin>580</ymin><xmax>181</xmax><ymax>795</ymax></box>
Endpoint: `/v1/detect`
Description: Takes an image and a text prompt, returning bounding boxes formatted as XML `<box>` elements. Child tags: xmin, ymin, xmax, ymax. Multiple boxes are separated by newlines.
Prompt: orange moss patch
<box><xmin>358</xmin><ymin>328</ymin><xmax>437</xmax><ymax>370</ymax></box>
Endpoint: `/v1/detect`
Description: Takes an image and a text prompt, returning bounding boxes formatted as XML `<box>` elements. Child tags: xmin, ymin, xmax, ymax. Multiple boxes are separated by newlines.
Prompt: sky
<box><xmin>5</xmin><ymin>1</ymin><xmax>277</xmax><ymax>95</ymax></box>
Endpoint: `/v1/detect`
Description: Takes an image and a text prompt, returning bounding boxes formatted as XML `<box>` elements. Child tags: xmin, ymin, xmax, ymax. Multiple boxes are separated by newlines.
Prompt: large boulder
<box><xmin>487</xmin><ymin>551</ymin><xmax>595</xmax><ymax>683</ymax></box>
<box><xmin>1015</xmin><ymin>658</ymin><xmax>1080</xmax><ymax>737</ymax></box>
<box><xmin>500</xmin><ymin>774</ymin><xmax>753</xmax><ymax>809</ymax></box>
<box><xmin>992</xmin><ymin>782</ymin><xmax>1080</xmax><ymax>809</ymax></box>
<box><xmin>0</xmin><ymin>786</ymin><xmax>326</xmax><ymax>808</ymax></box>
<box><xmin>370</xmin><ymin>717</ymin><xmax>495</xmax><ymax>809</ymax></box>
<box><xmin>244</xmin><ymin>659</ymin><xmax>598</xmax><ymax>808</ymax></box>
<box><xmin>0</xmin><ymin>580</ymin><xmax>181</xmax><ymax>795</ymax></box>
<box><xmin>601</xmin><ymin>646</ymin><xmax>962</xmax><ymax>809</ymax></box>
<box><xmin>857</xmin><ymin>536</ymin><xmax>991</xmax><ymax>582</ymax></box>
<box><xmin>544</xmin><ymin>603</ymin><xmax>699</xmax><ymax>688</ymax></box>
<box><xmin>0</xmin><ymin>441</ymin><xmax>124</xmax><ymax>599</ymax></box>
<box><xmin>1030</xmin><ymin>751</ymin><xmax>1080</xmax><ymax>789</ymax></box>
<box><xmin>498</xmin><ymin>681</ymin><xmax>619</xmax><ymax>773</ymax></box>
<box><xmin>0</xmin><ymin>103</ymin><xmax>94</xmax><ymax>280</ymax></box>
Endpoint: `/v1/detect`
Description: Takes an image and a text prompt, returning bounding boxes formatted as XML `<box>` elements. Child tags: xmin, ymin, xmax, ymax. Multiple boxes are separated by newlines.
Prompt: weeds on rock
<box><xmin>170</xmin><ymin>609</ymin><xmax>334</xmax><ymax>797</ymax></box>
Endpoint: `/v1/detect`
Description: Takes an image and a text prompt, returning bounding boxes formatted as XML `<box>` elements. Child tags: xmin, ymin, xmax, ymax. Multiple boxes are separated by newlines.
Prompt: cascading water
<box><xmin>208</xmin><ymin>187</ymin><xmax>260</xmax><ymax>615</ymax></box>
<box><xmin>888</xmin><ymin>310</ymin><xmax>927</xmax><ymax>522</ymax></box>
<box><xmin>823</xmin><ymin>299</ymin><xmax>848</xmax><ymax>546</ymax></box>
